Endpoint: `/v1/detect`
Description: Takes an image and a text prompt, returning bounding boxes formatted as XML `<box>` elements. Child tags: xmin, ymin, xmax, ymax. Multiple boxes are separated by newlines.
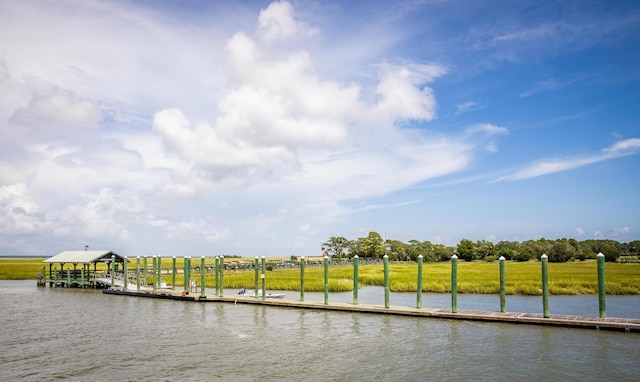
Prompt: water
<box><xmin>1</xmin><ymin>281</ymin><xmax>639</xmax><ymax>381</ymax></box>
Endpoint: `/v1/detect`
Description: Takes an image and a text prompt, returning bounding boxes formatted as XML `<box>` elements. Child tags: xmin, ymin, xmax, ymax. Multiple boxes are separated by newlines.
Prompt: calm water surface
<box><xmin>1</xmin><ymin>281</ymin><xmax>639</xmax><ymax>381</ymax></box>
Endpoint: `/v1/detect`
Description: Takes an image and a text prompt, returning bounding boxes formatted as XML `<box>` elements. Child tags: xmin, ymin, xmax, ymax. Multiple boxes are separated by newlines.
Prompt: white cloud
<box><xmin>501</xmin><ymin>138</ymin><xmax>640</xmax><ymax>180</ymax></box>
<box><xmin>575</xmin><ymin>228</ymin><xmax>585</xmax><ymax>236</ymax></box>
<box><xmin>166</xmin><ymin>218</ymin><xmax>231</xmax><ymax>242</ymax></box>
<box><xmin>9</xmin><ymin>90</ymin><xmax>101</xmax><ymax>129</ymax></box>
<box><xmin>258</xmin><ymin>0</ymin><xmax>319</xmax><ymax>42</ymax></box>
<box><xmin>455</xmin><ymin>101</ymin><xmax>484</xmax><ymax>115</ymax></box>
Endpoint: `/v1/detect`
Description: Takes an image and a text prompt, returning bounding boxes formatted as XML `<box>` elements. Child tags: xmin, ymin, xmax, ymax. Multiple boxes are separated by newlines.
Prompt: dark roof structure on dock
<box><xmin>44</xmin><ymin>250</ymin><xmax>124</xmax><ymax>264</ymax></box>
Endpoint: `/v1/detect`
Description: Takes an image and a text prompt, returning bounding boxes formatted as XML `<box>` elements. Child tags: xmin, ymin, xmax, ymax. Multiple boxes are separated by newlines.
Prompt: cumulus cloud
<box><xmin>9</xmin><ymin>90</ymin><xmax>101</xmax><ymax>129</ymax></box>
<box><xmin>0</xmin><ymin>0</ymin><xmax>510</xmax><ymax>256</ymax></box>
<box><xmin>257</xmin><ymin>1</ymin><xmax>319</xmax><ymax>42</ymax></box>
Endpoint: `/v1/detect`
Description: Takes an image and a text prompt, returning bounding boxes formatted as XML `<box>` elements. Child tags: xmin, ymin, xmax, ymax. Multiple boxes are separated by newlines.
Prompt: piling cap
<box><xmin>596</xmin><ymin>252</ymin><xmax>605</xmax><ymax>258</ymax></box>
<box><xmin>498</xmin><ymin>256</ymin><xmax>505</xmax><ymax>261</ymax></box>
<box><xmin>451</xmin><ymin>254</ymin><xmax>458</xmax><ymax>259</ymax></box>
<box><xmin>541</xmin><ymin>254</ymin><xmax>548</xmax><ymax>259</ymax></box>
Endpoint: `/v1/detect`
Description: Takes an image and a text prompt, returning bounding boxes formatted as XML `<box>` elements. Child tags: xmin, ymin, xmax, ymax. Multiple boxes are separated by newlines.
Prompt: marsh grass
<box><xmin>4</xmin><ymin>258</ymin><xmax>639</xmax><ymax>295</ymax></box>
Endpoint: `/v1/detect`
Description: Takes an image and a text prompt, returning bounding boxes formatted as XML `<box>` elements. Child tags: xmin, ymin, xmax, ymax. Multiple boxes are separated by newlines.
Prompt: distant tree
<box><xmin>475</xmin><ymin>240</ymin><xmax>494</xmax><ymax>260</ymax></box>
<box><xmin>385</xmin><ymin>239</ymin><xmax>407</xmax><ymax>261</ymax></box>
<box><xmin>364</xmin><ymin>232</ymin><xmax>385</xmax><ymax>258</ymax></box>
<box><xmin>547</xmin><ymin>239</ymin><xmax>574</xmax><ymax>262</ymax></box>
<box><xmin>457</xmin><ymin>239</ymin><xmax>476</xmax><ymax>261</ymax></box>
<box><xmin>322</xmin><ymin>236</ymin><xmax>349</xmax><ymax>257</ymax></box>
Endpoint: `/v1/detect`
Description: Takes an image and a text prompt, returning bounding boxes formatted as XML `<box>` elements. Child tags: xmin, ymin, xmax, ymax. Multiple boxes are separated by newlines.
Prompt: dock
<box><xmin>103</xmin><ymin>288</ymin><xmax>640</xmax><ymax>333</ymax></box>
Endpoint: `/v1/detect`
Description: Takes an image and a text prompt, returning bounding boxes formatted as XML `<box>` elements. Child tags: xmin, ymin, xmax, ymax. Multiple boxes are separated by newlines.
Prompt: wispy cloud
<box><xmin>455</xmin><ymin>101</ymin><xmax>484</xmax><ymax>115</ymax></box>
<box><xmin>499</xmin><ymin>138</ymin><xmax>640</xmax><ymax>180</ymax></box>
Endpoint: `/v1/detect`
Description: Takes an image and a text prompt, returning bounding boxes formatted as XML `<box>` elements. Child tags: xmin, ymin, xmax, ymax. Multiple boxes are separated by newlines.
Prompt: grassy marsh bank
<box><xmin>3</xmin><ymin>258</ymin><xmax>639</xmax><ymax>295</ymax></box>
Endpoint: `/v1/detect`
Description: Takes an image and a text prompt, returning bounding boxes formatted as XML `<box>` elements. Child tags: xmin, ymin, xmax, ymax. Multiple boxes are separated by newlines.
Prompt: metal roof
<box><xmin>43</xmin><ymin>250</ymin><xmax>123</xmax><ymax>264</ymax></box>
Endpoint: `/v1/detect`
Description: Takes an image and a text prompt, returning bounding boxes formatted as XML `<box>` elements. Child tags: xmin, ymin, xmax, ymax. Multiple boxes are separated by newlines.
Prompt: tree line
<box><xmin>321</xmin><ymin>232</ymin><xmax>640</xmax><ymax>263</ymax></box>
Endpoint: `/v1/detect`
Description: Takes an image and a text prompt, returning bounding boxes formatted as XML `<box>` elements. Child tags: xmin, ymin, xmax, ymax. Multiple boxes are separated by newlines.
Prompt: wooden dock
<box><xmin>103</xmin><ymin>289</ymin><xmax>640</xmax><ymax>332</ymax></box>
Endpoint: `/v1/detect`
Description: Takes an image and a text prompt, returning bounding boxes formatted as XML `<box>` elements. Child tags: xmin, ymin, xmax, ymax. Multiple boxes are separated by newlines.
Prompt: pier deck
<box><xmin>103</xmin><ymin>289</ymin><xmax>640</xmax><ymax>332</ymax></box>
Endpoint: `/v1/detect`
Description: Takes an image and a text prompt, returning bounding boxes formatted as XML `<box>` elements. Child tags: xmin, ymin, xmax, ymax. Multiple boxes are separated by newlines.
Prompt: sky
<box><xmin>0</xmin><ymin>0</ymin><xmax>639</xmax><ymax>258</ymax></box>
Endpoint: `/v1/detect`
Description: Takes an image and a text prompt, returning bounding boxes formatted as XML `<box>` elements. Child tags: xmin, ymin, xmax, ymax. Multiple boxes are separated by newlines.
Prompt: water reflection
<box><xmin>1</xmin><ymin>281</ymin><xmax>639</xmax><ymax>381</ymax></box>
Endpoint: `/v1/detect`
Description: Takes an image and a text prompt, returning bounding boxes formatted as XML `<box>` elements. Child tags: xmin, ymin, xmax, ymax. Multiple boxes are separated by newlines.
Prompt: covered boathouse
<box><xmin>42</xmin><ymin>250</ymin><xmax>126</xmax><ymax>288</ymax></box>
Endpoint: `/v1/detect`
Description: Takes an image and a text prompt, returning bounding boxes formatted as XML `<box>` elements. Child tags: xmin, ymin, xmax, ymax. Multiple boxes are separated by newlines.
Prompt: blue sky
<box><xmin>0</xmin><ymin>0</ymin><xmax>638</xmax><ymax>257</ymax></box>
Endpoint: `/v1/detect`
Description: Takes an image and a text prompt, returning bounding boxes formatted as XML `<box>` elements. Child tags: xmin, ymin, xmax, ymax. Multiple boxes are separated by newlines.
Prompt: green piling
<box><xmin>183</xmin><ymin>256</ymin><xmax>188</xmax><ymax>293</ymax></box>
<box><xmin>172</xmin><ymin>256</ymin><xmax>176</xmax><ymax>290</ymax></box>
<box><xmin>152</xmin><ymin>256</ymin><xmax>157</xmax><ymax>292</ymax></box>
<box><xmin>261</xmin><ymin>256</ymin><xmax>266</xmax><ymax>301</ymax></box>
<box><xmin>219</xmin><ymin>255</ymin><xmax>224</xmax><ymax>297</ymax></box>
<box><xmin>417</xmin><ymin>255</ymin><xmax>423</xmax><ymax>309</ymax></box>
<box><xmin>123</xmin><ymin>256</ymin><xmax>128</xmax><ymax>291</ymax></box>
<box><xmin>157</xmin><ymin>256</ymin><xmax>162</xmax><ymax>286</ymax></box>
<box><xmin>81</xmin><ymin>267</ymin><xmax>85</xmax><ymax>289</ymax></box>
<box><xmin>597</xmin><ymin>252</ymin><xmax>606</xmax><ymax>318</ymax></box>
<box><xmin>67</xmin><ymin>269</ymin><xmax>71</xmax><ymax>287</ymax></box>
<box><xmin>215</xmin><ymin>257</ymin><xmax>220</xmax><ymax>295</ymax></box>
<box><xmin>143</xmin><ymin>256</ymin><xmax>148</xmax><ymax>282</ymax></box>
<box><xmin>383</xmin><ymin>255</ymin><xmax>390</xmax><ymax>308</ymax></box>
<box><xmin>110</xmin><ymin>255</ymin><xmax>115</xmax><ymax>289</ymax></box>
<box><xmin>451</xmin><ymin>254</ymin><xmax>458</xmax><ymax>313</ymax></box>
<box><xmin>254</xmin><ymin>257</ymin><xmax>259</xmax><ymax>298</ymax></box>
<box><xmin>300</xmin><ymin>256</ymin><xmax>305</xmax><ymax>302</ymax></box>
<box><xmin>136</xmin><ymin>256</ymin><xmax>140</xmax><ymax>292</ymax></box>
<box><xmin>499</xmin><ymin>256</ymin><xmax>506</xmax><ymax>313</ymax></box>
<box><xmin>353</xmin><ymin>255</ymin><xmax>359</xmax><ymax>305</ymax></box>
<box><xmin>200</xmin><ymin>256</ymin><xmax>206</xmax><ymax>298</ymax></box>
<box><xmin>541</xmin><ymin>254</ymin><xmax>549</xmax><ymax>318</ymax></box>
<box><xmin>323</xmin><ymin>255</ymin><xmax>329</xmax><ymax>305</ymax></box>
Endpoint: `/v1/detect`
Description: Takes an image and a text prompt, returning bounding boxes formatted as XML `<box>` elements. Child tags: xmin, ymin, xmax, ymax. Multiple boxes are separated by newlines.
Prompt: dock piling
<box><xmin>597</xmin><ymin>253</ymin><xmax>606</xmax><ymax>318</ymax></box>
<box><xmin>300</xmin><ymin>256</ymin><xmax>305</xmax><ymax>302</ymax></box>
<box><xmin>451</xmin><ymin>255</ymin><xmax>458</xmax><ymax>313</ymax></box>
<box><xmin>353</xmin><ymin>255</ymin><xmax>359</xmax><ymax>305</ymax></box>
<box><xmin>541</xmin><ymin>254</ymin><xmax>549</xmax><ymax>318</ymax></box>
<box><xmin>261</xmin><ymin>256</ymin><xmax>266</xmax><ymax>301</ymax></box>
<box><xmin>384</xmin><ymin>255</ymin><xmax>390</xmax><ymax>309</ymax></box>
<box><xmin>323</xmin><ymin>255</ymin><xmax>329</xmax><ymax>305</ymax></box>
<box><xmin>417</xmin><ymin>255</ymin><xmax>423</xmax><ymax>309</ymax></box>
<box><xmin>499</xmin><ymin>256</ymin><xmax>506</xmax><ymax>313</ymax></box>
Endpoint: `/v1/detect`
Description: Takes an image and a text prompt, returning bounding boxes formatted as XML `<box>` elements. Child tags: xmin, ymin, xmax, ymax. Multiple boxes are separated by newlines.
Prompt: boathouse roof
<box><xmin>43</xmin><ymin>250</ymin><xmax>124</xmax><ymax>264</ymax></box>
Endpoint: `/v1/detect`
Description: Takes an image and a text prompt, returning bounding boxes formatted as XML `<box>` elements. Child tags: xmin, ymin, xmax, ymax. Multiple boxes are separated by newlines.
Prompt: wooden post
<box><xmin>499</xmin><ymin>256</ymin><xmax>506</xmax><ymax>313</ymax></box>
<box><xmin>152</xmin><ymin>256</ymin><xmax>157</xmax><ymax>292</ymax></box>
<box><xmin>172</xmin><ymin>256</ymin><xmax>176</xmax><ymax>290</ymax></box>
<box><xmin>217</xmin><ymin>256</ymin><xmax>223</xmax><ymax>297</ymax></box>
<box><xmin>215</xmin><ymin>256</ymin><xmax>220</xmax><ymax>296</ymax></box>
<box><xmin>451</xmin><ymin>255</ymin><xmax>458</xmax><ymax>313</ymax></box>
<box><xmin>261</xmin><ymin>256</ymin><xmax>266</xmax><ymax>301</ymax></box>
<box><xmin>541</xmin><ymin>254</ymin><xmax>549</xmax><ymax>318</ymax></box>
<box><xmin>110</xmin><ymin>255</ymin><xmax>115</xmax><ymax>289</ymax></box>
<box><xmin>250</xmin><ymin>257</ymin><xmax>257</xmax><ymax>298</ymax></box>
<box><xmin>417</xmin><ymin>255</ymin><xmax>423</xmax><ymax>309</ymax></box>
<box><xmin>136</xmin><ymin>256</ymin><xmax>141</xmax><ymax>292</ymax></box>
<box><xmin>383</xmin><ymin>255</ymin><xmax>390</xmax><ymax>308</ymax></box>
<box><xmin>300</xmin><ymin>256</ymin><xmax>305</xmax><ymax>302</ymax></box>
<box><xmin>353</xmin><ymin>255</ymin><xmax>359</xmax><ymax>305</ymax></box>
<box><xmin>123</xmin><ymin>256</ymin><xmax>128</xmax><ymax>291</ymax></box>
<box><xmin>323</xmin><ymin>255</ymin><xmax>329</xmax><ymax>305</ymax></box>
<box><xmin>183</xmin><ymin>256</ymin><xmax>188</xmax><ymax>293</ymax></box>
<box><xmin>597</xmin><ymin>253</ymin><xmax>606</xmax><ymax>318</ymax></box>
<box><xmin>200</xmin><ymin>256</ymin><xmax>206</xmax><ymax>298</ymax></box>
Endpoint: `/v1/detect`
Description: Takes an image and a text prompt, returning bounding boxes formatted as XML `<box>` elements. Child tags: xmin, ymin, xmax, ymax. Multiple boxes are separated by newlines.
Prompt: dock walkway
<box><xmin>103</xmin><ymin>289</ymin><xmax>640</xmax><ymax>332</ymax></box>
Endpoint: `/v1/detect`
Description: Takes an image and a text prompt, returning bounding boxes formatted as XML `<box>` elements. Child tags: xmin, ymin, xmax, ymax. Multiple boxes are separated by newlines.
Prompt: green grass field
<box><xmin>3</xmin><ymin>258</ymin><xmax>639</xmax><ymax>295</ymax></box>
